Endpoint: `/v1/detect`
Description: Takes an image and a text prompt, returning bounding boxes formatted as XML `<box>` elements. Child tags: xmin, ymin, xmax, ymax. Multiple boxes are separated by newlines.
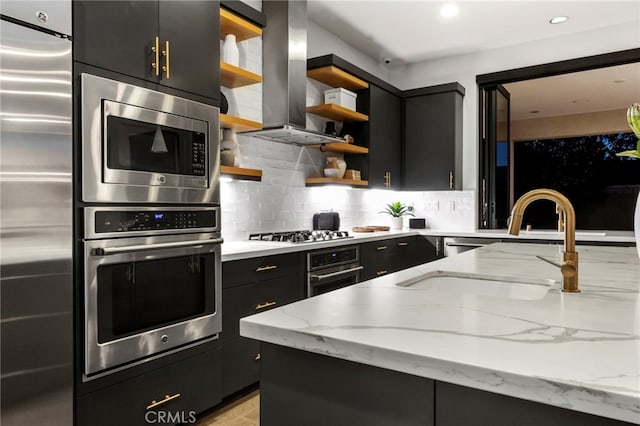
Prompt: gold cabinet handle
<box><xmin>255</xmin><ymin>301</ymin><xmax>277</xmax><ymax>310</ymax></box>
<box><xmin>384</xmin><ymin>171</ymin><xmax>391</xmax><ymax>188</ymax></box>
<box><xmin>146</xmin><ymin>393</ymin><xmax>180</xmax><ymax>410</ymax></box>
<box><xmin>254</xmin><ymin>353</ymin><xmax>261</xmax><ymax>361</ymax></box>
<box><xmin>162</xmin><ymin>40</ymin><xmax>170</xmax><ymax>79</ymax></box>
<box><xmin>398</xmin><ymin>242</ymin><xmax>408</xmax><ymax>247</ymax></box>
<box><xmin>151</xmin><ymin>36</ymin><xmax>160</xmax><ymax>76</ymax></box>
<box><xmin>449</xmin><ymin>172</ymin><xmax>454</xmax><ymax>189</ymax></box>
<box><xmin>376</xmin><ymin>270</ymin><xmax>388</xmax><ymax>276</ymax></box>
<box><xmin>256</xmin><ymin>265</ymin><xmax>277</xmax><ymax>272</ymax></box>
<box><xmin>376</xmin><ymin>246</ymin><xmax>387</xmax><ymax>251</ymax></box>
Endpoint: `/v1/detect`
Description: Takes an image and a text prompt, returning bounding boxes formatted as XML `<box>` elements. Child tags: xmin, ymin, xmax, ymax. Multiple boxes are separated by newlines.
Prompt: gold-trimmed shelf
<box><xmin>220</xmin><ymin>166</ymin><xmax>262</xmax><ymax>181</ymax></box>
<box><xmin>221</xmin><ymin>62</ymin><xmax>262</xmax><ymax>88</ymax></box>
<box><xmin>305</xmin><ymin>177</ymin><xmax>369</xmax><ymax>187</ymax></box>
<box><xmin>308</xmin><ymin>143</ymin><xmax>369</xmax><ymax>155</ymax></box>
<box><xmin>306</xmin><ymin>104</ymin><xmax>368</xmax><ymax>122</ymax></box>
<box><xmin>307</xmin><ymin>66</ymin><xmax>369</xmax><ymax>91</ymax></box>
<box><xmin>220</xmin><ymin>114</ymin><xmax>262</xmax><ymax>132</ymax></box>
<box><xmin>220</xmin><ymin>8</ymin><xmax>262</xmax><ymax>41</ymax></box>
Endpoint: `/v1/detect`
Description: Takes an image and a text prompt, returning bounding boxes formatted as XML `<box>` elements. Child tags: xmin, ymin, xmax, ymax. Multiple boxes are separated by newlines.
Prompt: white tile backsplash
<box><xmin>220</xmin><ymin>2</ymin><xmax>475</xmax><ymax>241</ymax></box>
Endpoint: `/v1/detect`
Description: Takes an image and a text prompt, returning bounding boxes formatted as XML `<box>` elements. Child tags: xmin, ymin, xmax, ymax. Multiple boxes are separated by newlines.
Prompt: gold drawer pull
<box><xmin>256</xmin><ymin>265</ymin><xmax>277</xmax><ymax>272</ymax></box>
<box><xmin>376</xmin><ymin>270</ymin><xmax>388</xmax><ymax>276</ymax></box>
<box><xmin>254</xmin><ymin>353</ymin><xmax>261</xmax><ymax>361</ymax></box>
<box><xmin>255</xmin><ymin>301</ymin><xmax>277</xmax><ymax>310</ymax></box>
<box><xmin>376</xmin><ymin>246</ymin><xmax>387</xmax><ymax>251</ymax></box>
<box><xmin>151</xmin><ymin>36</ymin><xmax>160</xmax><ymax>76</ymax></box>
<box><xmin>146</xmin><ymin>393</ymin><xmax>181</xmax><ymax>410</ymax></box>
<box><xmin>162</xmin><ymin>39</ymin><xmax>170</xmax><ymax>79</ymax></box>
<box><xmin>398</xmin><ymin>242</ymin><xmax>408</xmax><ymax>247</ymax></box>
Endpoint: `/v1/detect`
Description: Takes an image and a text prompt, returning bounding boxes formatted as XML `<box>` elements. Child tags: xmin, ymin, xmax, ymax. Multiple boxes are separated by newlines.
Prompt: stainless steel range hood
<box><xmin>243</xmin><ymin>0</ymin><xmax>345</xmax><ymax>145</ymax></box>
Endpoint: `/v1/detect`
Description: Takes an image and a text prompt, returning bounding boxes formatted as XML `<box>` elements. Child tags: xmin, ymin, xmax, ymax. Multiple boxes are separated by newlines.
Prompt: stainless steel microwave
<box><xmin>81</xmin><ymin>74</ymin><xmax>220</xmax><ymax>204</ymax></box>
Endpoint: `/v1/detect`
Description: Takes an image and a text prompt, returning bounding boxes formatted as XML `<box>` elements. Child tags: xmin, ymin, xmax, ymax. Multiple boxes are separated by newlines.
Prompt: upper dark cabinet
<box><xmin>345</xmin><ymin>85</ymin><xmax>402</xmax><ymax>189</ymax></box>
<box><xmin>73</xmin><ymin>1</ymin><xmax>220</xmax><ymax>103</ymax></box>
<box><xmin>403</xmin><ymin>84</ymin><xmax>464</xmax><ymax>190</ymax></box>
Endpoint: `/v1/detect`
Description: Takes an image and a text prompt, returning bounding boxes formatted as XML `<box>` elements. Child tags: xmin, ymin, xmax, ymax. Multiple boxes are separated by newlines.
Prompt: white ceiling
<box><xmin>504</xmin><ymin>62</ymin><xmax>640</xmax><ymax>120</ymax></box>
<box><xmin>308</xmin><ymin>1</ymin><xmax>640</xmax><ymax>120</ymax></box>
<box><xmin>307</xmin><ymin>0</ymin><xmax>640</xmax><ymax>65</ymax></box>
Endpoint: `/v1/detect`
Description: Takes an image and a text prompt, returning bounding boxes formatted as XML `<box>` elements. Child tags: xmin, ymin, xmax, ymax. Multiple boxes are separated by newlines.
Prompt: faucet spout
<box><xmin>508</xmin><ymin>189</ymin><xmax>579</xmax><ymax>293</ymax></box>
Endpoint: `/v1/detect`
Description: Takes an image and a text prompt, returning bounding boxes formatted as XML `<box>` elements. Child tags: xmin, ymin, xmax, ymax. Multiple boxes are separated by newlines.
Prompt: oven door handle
<box><xmin>93</xmin><ymin>237</ymin><xmax>224</xmax><ymax>256</ymax></box>
<box><xmin>310</xmin><ymin>266</ymin><xmax>363</xmax><ymax>280</ymax></box>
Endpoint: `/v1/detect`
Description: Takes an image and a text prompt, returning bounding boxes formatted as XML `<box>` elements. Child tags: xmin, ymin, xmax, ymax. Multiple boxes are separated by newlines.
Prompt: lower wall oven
<box><xmin>307</xmin><ymin>246</ymin><xmax>362</xmax><ymax>297</ymax></box>
<box><xmin>83</xmin><ymin>207</ymin><xmax>222</xmax><ymax>377</ymax></box>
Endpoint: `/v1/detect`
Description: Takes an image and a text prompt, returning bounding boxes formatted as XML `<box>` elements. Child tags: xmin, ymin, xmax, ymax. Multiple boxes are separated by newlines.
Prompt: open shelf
<box><xmin>306</xmin><ymin>104</ymin><xmax>369</xmax><ymax>122</ymax></box>
<box><xmin>305</xmin><ymin>177</ymin><xmax>369</xmax><ymax>187</ymax></box>
<box><xmin>220</xmin><ymin>166</ymin><xmax>262</xmax><ymax>181</ymax></box>
<box><xmin>220</xmin><ymin>8</ymin><xmax>262</xmax><ymax>41</ymax></box>
<box><xmin>221</xmin><ymin>62</ymin><xmax>262</xmax><ymax>88</ymax></box>
<box><xmin>307</xmin><ymin>66</ymin><xmax>369</xmax><ymax>91</ymax></box>
<box><xmin>220</xmin><ymin>114</ymin><xmax>262</xmax><ymax>132</ymax></box>
<box><xmin>308</xmin><ymin>143</ymin><xmax>368</xmax><ymax>155</ymax></box>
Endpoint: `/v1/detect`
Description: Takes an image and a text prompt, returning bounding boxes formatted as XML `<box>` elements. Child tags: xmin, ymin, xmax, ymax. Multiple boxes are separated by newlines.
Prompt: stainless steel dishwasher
<box><xmin>443</xmin><ymin>237</ymin><xmax>498</xmax><ymax>256</ymax></box>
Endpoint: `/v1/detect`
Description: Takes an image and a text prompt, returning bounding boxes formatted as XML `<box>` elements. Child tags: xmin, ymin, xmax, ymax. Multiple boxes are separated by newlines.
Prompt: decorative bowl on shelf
<box><xmin>323</xmin><ymin>168</ymin><xmax>340</xmax><ymax>178</ymax></box>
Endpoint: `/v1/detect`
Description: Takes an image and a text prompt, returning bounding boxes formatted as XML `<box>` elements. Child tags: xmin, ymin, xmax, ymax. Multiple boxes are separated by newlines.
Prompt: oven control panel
<box><xmin>95</xmin><ymin>210</ymin><xmax>216</xmax><ymax>233</ymax></box>
<box><xmin>309</xmin><ymin>246</ymin><xmax>359</xmax><ymax>270</ymax></box>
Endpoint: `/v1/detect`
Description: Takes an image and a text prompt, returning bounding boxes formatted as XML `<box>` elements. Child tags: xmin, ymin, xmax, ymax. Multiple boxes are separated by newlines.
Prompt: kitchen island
<box><xmin>240</xmin><ymin>243</ymin><xmax>640</xmax><ymax>425</ymax></box>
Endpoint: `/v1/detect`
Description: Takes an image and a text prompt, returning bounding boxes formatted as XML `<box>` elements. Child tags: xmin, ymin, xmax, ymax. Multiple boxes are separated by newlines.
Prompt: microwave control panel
<box><xmin>191</xmin><ymin>141</ymin><xmax>206</xmax><ymax>176</ymax></box>
<box><xmin>95</xmin><ymin>210</ymin><xmax>216</xmax><ymax>233</ymax></box>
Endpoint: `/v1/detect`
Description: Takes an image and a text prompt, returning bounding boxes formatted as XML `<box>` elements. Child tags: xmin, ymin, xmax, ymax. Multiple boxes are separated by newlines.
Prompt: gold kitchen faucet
<box><xmin>508</xmin><ymin>189</ymin><xmax>580</xmax><ymax>293</ymax></box>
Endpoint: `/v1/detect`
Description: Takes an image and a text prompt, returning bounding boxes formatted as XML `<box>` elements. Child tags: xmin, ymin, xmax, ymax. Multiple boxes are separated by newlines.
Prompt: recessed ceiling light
<box><xmin>529</xmin><ymin>110</ymin><xmax>540</xmax><ymax>114</ymax></box>
<box><xmin>571</xmin><ymin>99</ymin><xmax>589</xmax><ymax>104</ymax></box>
<box><xmin>613</xmin><ymin>79</ymin><xmax>626</xmax><ymax>83</ymax></box>
<box><xmin>440</xmin><ymin>3</ymin><xmax>459</xmax><ymax>18</ymax></box>
<box><xmin>549</xmin><ymin>16</ymin><xmax>569</xmax><ymax>24</ymax></box>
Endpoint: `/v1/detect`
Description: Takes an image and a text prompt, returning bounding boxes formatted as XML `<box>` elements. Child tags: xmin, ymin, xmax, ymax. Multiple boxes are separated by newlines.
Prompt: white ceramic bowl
<box><xmin>324</xmin><ymin>168</ymin><xmax>340</xmax><ymax>178</ymax></box>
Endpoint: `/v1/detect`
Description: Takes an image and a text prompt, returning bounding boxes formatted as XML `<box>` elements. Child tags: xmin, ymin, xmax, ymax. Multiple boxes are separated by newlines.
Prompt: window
<box><xmin>513</xmin><ymin>132</ymin><xmax>638</xmax><ymax>230</ymax></box>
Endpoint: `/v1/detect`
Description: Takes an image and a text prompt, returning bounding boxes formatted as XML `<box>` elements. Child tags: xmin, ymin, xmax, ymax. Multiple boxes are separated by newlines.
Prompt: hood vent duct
<box><xmin>243</xmin><ymin>0</ymin><xmax>345</xmax><ymax>145</ymax></box>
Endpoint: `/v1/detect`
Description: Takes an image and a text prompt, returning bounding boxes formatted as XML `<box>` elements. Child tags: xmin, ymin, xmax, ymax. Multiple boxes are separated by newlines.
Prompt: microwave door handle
<box><xmin>310</xmin><ymin>266</ymin><xmax>364</xmax><ymax>280</ymax></box>
<box><xmin>94</xmin><ymin>237</ymin><xmax>224</xmax><ymax>256</ymax></box>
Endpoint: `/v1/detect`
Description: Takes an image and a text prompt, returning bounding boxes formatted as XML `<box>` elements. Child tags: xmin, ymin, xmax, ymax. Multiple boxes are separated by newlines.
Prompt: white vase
<box><xmin>391</xmin><ymin>216</ymin><xmax>403</xmax><ymax>230</ymax></box>
<box><xmin>221</xmin><ymin>34</ymin><xmax>240</xmax><ymax>66</ymax></box>
<box><xmin>635</xmin><ymin>193</ymin><xmax>640</xmax><ymax>259</ymax></box>
<box><xmin>326</xmin><ymin>156</ymin><xmax>346</xmax><ymax>179</ymax></box>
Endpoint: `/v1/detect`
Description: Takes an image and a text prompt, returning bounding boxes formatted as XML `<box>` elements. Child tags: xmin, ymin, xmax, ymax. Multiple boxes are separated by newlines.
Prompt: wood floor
<box><xmin>197</xmin><ymin>391</ymin><xmax>260</xmax><ymax>425</ymax></box>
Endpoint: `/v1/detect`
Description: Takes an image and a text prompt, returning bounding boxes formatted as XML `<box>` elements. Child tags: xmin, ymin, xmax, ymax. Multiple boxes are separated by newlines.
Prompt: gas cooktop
<box><xmin>249</xmin><ymin>230</ymin><xmax>352</xmax><ymax>243</ymax></box>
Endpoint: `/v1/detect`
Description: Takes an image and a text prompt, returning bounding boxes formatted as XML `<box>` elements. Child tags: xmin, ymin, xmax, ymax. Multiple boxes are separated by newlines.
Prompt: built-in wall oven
<box><xmin>83</xmin><ymin>207</ymin><xmax>222</xmax><ymax>376</ymax></box>
<box><xmin>307</xmin><ymin>246</ymin><xmax>362</xmax><ymax>297</ymax></box>
<box><xmin>81</xmin><ymin>73</ymin><xmax>220</xmax><ymax>204</ymax></box>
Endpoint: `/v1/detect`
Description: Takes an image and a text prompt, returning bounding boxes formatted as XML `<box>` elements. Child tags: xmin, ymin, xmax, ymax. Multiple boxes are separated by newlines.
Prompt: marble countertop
<box><xmin>221</xmin><ymin>229</ymin><xmax>635</xmax><ymax>261</ymax></box>
<box><xmin>240</xmin><ymin>243</ymin><xmax>640</xmax><ymax>423</ymax></box>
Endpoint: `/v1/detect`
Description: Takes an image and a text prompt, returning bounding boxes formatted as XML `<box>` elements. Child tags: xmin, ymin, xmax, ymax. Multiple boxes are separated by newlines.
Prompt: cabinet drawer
<box><xmin>222</xmin><ymin>338</ymin><xmax>261</xmax><ymax>397</ymax></box>
<box><xmin>223</xmin><ymin>253</ymin><xmax>302</xmax><ymax>289</ymax></box>
<box><xmin>360</xmin><ymin>239</ymin><xmax>395</xmax><ymax>280</ymax></box>
<box><xmin>76</xmin><ymin>347</ymin><xmax>221</xmax><ymax>426</ymax></box>
<box><xmin>221</xmin><ymin>274</ymin><xmax>302</xmax><ymax>341</ymax></box>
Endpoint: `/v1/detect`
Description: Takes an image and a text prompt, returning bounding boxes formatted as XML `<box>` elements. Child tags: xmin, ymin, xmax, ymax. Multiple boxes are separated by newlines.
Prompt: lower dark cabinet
<box><xmin>361</xmin><ymin>236</ymin><xmax>442</xmax><ymax>280</ymax></box>
<box><xmin>76</xmin><ymin>347</ymin><xmax>222</xmax><ymax>426</ymax></box>
<box><xmin>221</xmin><ymin>338</ymin><xmax>261</xmax><ymax>396</ymax></box>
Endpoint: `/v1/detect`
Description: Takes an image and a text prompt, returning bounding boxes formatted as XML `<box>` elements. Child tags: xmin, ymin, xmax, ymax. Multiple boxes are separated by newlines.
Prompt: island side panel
<box><xmin>435</xmin><ymin>381</ymin><xmax>636</xmax><ymax>426</ymax></box>
<box><xmin>260</xmin><ymin>343</ymin><xmax>435</xmax><ymax>426</ymax></box>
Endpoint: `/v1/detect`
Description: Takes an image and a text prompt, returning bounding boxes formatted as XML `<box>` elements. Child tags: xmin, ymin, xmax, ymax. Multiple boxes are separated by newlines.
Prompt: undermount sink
<box><xmin>522</xmin><ymin>230</ymin><xmax>606</xmax><ymax>237</ymax></box>
<box><xmin>397</xmin><ymin>270</ymin><xmax>556</xmax><ymax>300</ymax></box>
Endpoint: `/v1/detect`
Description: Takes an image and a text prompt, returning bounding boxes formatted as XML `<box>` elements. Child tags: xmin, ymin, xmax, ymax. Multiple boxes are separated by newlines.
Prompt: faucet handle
<box><xmin>535</xmin><ymin>255</ymin><xmax>561</xmax><ymax>269</ymax></box>
<box><xmin>560</xmin><ymin>260</ymin><xmax>577</xmax><ymax>278</ymax></box>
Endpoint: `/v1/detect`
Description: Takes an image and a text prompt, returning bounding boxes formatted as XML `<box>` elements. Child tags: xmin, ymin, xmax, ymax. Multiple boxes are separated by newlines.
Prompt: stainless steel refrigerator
<box><xmin>0</xmin><ymin>2</ymin><xmax>72</xmax><ymax>425</ymax></box>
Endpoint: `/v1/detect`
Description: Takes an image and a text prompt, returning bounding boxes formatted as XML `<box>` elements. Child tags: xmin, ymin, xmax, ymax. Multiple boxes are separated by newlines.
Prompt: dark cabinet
<box><xmin>74</xmin><ymin>1</ymin><xmax>220</xmax><ymax>103</ymax></box>
<box><xmin>345</xmin><ymin>84</ymin><xmax>402</xmax><ymax>189</ymax></box>
<box><xmin>403</xmin><ymin>83</ymin><xmax>464</xmax><ymax>190</ymax></box>
<box><xmin>76</xmin><ymin>347</ymin><xmax>222</xmax><ymax>426</ymax></box>
<box><xmin>221</xmin><ymin>253</ymin><xmax>304</xmax><ymax>397</ymax></box>
<box><xmin>360</xmin><ymin>236</ymin><xmax>442</xmax><ymax>281</ymax></box>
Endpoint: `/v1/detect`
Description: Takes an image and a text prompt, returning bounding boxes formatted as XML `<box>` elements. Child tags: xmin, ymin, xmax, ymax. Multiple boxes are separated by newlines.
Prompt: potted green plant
<box><xmin>380</xmin><ymin>201</ymin><xmax>414</xmax><ymax>230</ymax></box>
<box><xmin>617</xmin><ymin>103</ymin><xmax>640</xmax><ymax>258</ymax></box>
